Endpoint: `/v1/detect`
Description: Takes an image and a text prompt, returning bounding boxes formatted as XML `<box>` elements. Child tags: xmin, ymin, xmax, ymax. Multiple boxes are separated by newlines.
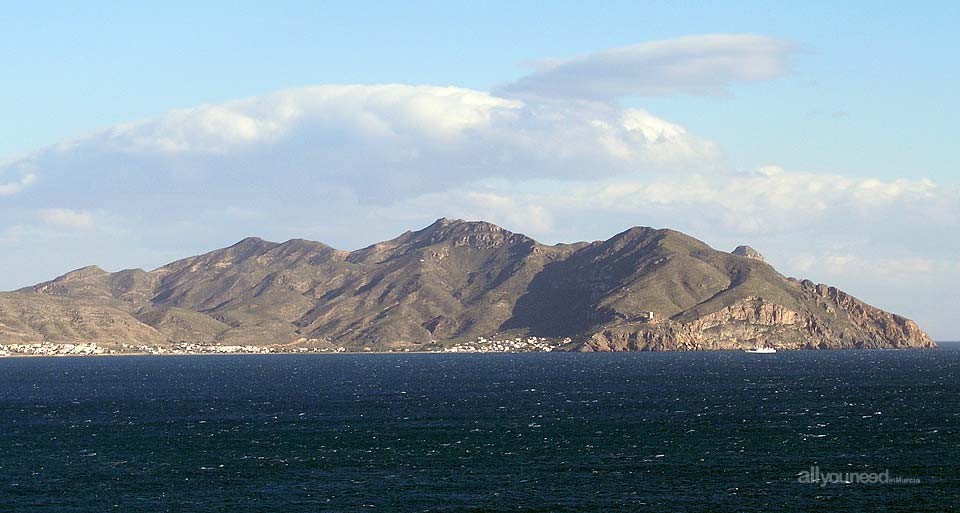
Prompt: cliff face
<box><xmin>578</xmin><ymin>293</ymin><xmax>934</xmax><ymax>352</ymax></box>
<box><xmin>0</xmin><ymin>218</ymin><xmax>935</xmax><ymax>351</ymax></box>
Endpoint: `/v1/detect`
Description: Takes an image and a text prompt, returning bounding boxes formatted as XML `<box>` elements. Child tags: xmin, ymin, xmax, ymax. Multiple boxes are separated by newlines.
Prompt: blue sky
<box><xmin>1</xmin><ymin>2</ymin><xmax>958</xmax><ymax>338</ymax></box>
<box><xmin>3</xmin><ymin>1</ymin><xmax>957</xmax><ymax>179</ymax></box>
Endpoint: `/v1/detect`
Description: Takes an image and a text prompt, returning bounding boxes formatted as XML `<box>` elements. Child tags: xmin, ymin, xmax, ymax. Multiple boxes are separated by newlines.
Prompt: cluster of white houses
<box><xmin>1</xmin><ymin>336</ymin><xmax>570</xmax><ymax>357</ymax></box>
<box><xmin>0</xmin><ymin>342</ymin><xmax>345</xmax><ymax>357</ymax></box>
<box><xmin>444</xmin><ymin>336</ymin><xmax>567</xmax><ymax>353</ymax></box>
<box><xmin>122</xmin><ymin>343</ymin><xmax>345</xmax><ymax>355</ymax></box>
<box><xmin>0</xmin><ymin>343</ymin><xmax>108</xmax><ymax>357</ymax></box>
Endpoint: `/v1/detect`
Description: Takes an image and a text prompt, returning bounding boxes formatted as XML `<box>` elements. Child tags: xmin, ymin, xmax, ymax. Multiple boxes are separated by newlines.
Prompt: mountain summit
<box><xmin>731</xmin><ymin>245</ymin><xmax>765</xmax><ymax>262</ymax></box>
<box><xmin>0</xmin><ymin>219</ymin><xmax>934</xmax><ymax>351</ymax></box>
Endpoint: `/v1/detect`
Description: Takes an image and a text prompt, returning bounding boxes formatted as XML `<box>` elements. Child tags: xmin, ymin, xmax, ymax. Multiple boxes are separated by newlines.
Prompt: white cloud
<box><xmin>499</xmin><ymin>34</ymin><xmax>798</xmax><ymax>101</ymax></box>
<box><xmin>455</xmin><ymin>192</ymin><xmax>554</xmax><ymax>233</ymax></box>
<box><xmin>0</xmin><ymin>85</ymin><xmax>722</xmax><ymax>206</ymax></box>
<box><xmin>562</xmin><ymin>166</ymin><xmax>946</xmax><ymax>233</ymax></box>
<box><xmin>0</xmin><ymin>81</ymin><xmax>951</xmax><ymax>262</ymax></box>
<box><xmin>39</xmin><ymin>209</ymin><xmax>96</xmax><ymax>231</ymax></box>
<box><xmin>822</xmin><ymin>255</ymin><xmax>937</xmax><ymax>280</ymax></box>
<box><xmin>786</xmin><ymin>253</ymin><xmax>960</xmax><ymax>286</ymax></box>
<box><xmin>105</xmin><ymin>85</ymin><xmax>522</xmax><ymax>155</ymax></box>
<box><xmin>0</xmin><ymin>173</ymin><xmax>36</xmax><ymax>196</ymax></box>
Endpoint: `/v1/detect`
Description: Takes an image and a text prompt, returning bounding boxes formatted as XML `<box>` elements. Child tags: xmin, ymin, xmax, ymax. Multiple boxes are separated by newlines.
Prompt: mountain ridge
<box><xmin>0</xmin><ymin>218</ymin><xmax>935</xmax><ymax>351</ymax></box>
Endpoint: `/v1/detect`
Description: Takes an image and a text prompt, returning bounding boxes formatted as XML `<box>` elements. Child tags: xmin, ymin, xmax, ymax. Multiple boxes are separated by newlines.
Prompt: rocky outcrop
<box><xmin>797</xmin><ymin>280</ymin><xmax>934</xmax><ymax>349</ymax></box>
<box><xmin>576</xmin><ymin>290</ymin><xmax>935</xmax><ymax>352</ymax></box>
<box><xmin>731</xmin><ymin>245</ymin><xmax>765</xmax><ymax>262</ymax></box>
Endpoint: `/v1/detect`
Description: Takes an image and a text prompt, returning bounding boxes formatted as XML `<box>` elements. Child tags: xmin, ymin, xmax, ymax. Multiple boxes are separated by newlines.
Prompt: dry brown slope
<box><xmin>3</xmin><ymin>218</ymin><xmax>935</xmax><ymax>351</ymax></box>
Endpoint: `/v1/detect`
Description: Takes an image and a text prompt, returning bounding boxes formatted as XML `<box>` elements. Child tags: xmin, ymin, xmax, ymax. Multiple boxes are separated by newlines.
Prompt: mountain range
<box><xmin>0</xmin><ymin>218</ymin><xmax>934</xmax><ymax>351</ymax></box>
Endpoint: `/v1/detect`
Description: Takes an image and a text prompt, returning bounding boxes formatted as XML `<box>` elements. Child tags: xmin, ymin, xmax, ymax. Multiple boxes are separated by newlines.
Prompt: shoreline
<box><xmin>1</xmin><ymin>345</ymin><xmax>950</xmax><ymax>359</ymax></box>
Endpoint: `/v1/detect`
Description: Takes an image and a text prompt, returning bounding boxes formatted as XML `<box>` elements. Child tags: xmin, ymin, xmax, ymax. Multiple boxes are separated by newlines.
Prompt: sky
<box><xmin>1</xmin><ymin>1</ymin><xmax>958</xmax><ymax>339</ymax></box>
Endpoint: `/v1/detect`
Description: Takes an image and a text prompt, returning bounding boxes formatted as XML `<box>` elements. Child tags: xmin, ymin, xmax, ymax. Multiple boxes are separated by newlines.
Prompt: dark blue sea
<box><xmin>1</xmin><ymin>345</ymin><xmax>958</xmax><ymax>512</ymax></box>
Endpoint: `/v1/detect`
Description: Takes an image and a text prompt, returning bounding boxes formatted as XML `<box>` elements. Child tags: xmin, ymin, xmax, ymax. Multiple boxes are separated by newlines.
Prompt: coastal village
<box><xmin>0</xmin><ymin>336</ymin><xmax>568</xmax><ymax>357</ymax></box>
<box><xmin>444</xmin><ymin>336</ymin><xmax>567</xmax><ymax>352</ymax></box>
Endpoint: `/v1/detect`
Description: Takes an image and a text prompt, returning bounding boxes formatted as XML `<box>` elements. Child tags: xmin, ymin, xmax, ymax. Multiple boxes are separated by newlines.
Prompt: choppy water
<box><xmin>1</xmin><ymin>345</ymin><xmax>958</xmax><ymax>512</ymax></box>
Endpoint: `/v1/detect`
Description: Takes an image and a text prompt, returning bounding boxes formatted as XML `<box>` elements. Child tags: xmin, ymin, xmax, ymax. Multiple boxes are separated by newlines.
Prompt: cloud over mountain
<box><xmin>2</xmin><ymin>85</ymin><xmax>720</xmax><ymax>209</ymax></box>
<box><xmin>0</xmin><ymin>34</ymin><xmax>955</xmax><ymax>338</ymax></box>
<box><xmin>1</xmin><ymin>83</ymin><xmax>953</xmax><ymax>269</ymax></box>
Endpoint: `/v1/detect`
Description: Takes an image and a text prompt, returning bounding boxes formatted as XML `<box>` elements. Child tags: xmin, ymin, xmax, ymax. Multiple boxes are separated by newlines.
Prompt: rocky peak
<box><xmin>610</xmin><ymin>226</ymin><xmax>659</xmax><ymax>242</ymax></box>
<box><xmin>732</xmin><ymin>245</ymin><xmax>765</xmax><ymax>262</ymax></box>
<box><xmin>346</xmin><ymin>218</ymin><xmax>536</xmax><ymax>264</ymax></box>
<box><xmin>416</xmin><ymin>218</ymin><xmax>533</xmax><ymax>249</ymax></box>
<box><xmin>223</xmin><ymin>236</ymin><xmax>280</xmax><ymax>258</ymax></box>
<box><xmin>593</xmin><ymin>227</ymin><xmax>712</xmax><ymax>260</ymax></box>
<box><xmin>25</xmin><ymin>265</ymin><xmax>110</xmax><ymax>296</ymax></box>
<box><xmin>231</xmin><ymin>236</ymin><xmax>273</xmax><ymax>249</ymax></box>
<box><xmin>54</xmin><ymin>265</ymin><xmax>108</xmax><ymax>281</ymax></box>
<box><xmin>588</xmin><ymin>226</ymin><xmax>660</xmax><ymax>257</ymax></box>
<box><xmin>259</xmin><ymin>238</ymin><xmax>341</xmax><ymax>265</ymax></box>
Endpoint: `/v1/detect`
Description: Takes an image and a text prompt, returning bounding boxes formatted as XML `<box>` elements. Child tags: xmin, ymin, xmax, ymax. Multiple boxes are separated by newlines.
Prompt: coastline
<box><xmin>1</xmin><ymin>344</ymin><xmax>949</xmax><ymax>359</ymax></box>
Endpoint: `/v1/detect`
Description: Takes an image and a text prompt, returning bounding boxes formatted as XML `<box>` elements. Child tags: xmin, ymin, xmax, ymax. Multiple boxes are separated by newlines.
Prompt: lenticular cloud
<box><xmin>498</xmin><ymin>34</ymin><xmax>797</xmax><ymax>101</ymax></box>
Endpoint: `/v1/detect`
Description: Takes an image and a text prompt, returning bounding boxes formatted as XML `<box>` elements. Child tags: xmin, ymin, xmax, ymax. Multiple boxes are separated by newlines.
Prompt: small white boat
<box><xmin>744</xmin><ymin>347</ymin><xmax>776</xmax><ymax>353</ymax></box>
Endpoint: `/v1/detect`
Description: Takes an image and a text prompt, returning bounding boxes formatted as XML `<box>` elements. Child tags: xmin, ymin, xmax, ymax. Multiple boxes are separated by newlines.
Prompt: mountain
<box><xmin>0</xmin><ymin>218</ymin><xmax>934</xmax><ymax>351</ymax></box>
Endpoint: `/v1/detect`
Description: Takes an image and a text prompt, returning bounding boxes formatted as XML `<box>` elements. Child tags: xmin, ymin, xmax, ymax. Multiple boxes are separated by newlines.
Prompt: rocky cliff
<box><xmin>0</xmin><ymin>218</ymin><xmax>935</xmax><ymax>351</ymax></box>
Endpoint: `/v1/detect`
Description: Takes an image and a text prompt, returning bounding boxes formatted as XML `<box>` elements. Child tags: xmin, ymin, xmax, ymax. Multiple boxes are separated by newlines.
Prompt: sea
<box><xmin>1</xmin><ymin>344</ymin><xmax>958</xmax><ymax>512</ymax></box>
